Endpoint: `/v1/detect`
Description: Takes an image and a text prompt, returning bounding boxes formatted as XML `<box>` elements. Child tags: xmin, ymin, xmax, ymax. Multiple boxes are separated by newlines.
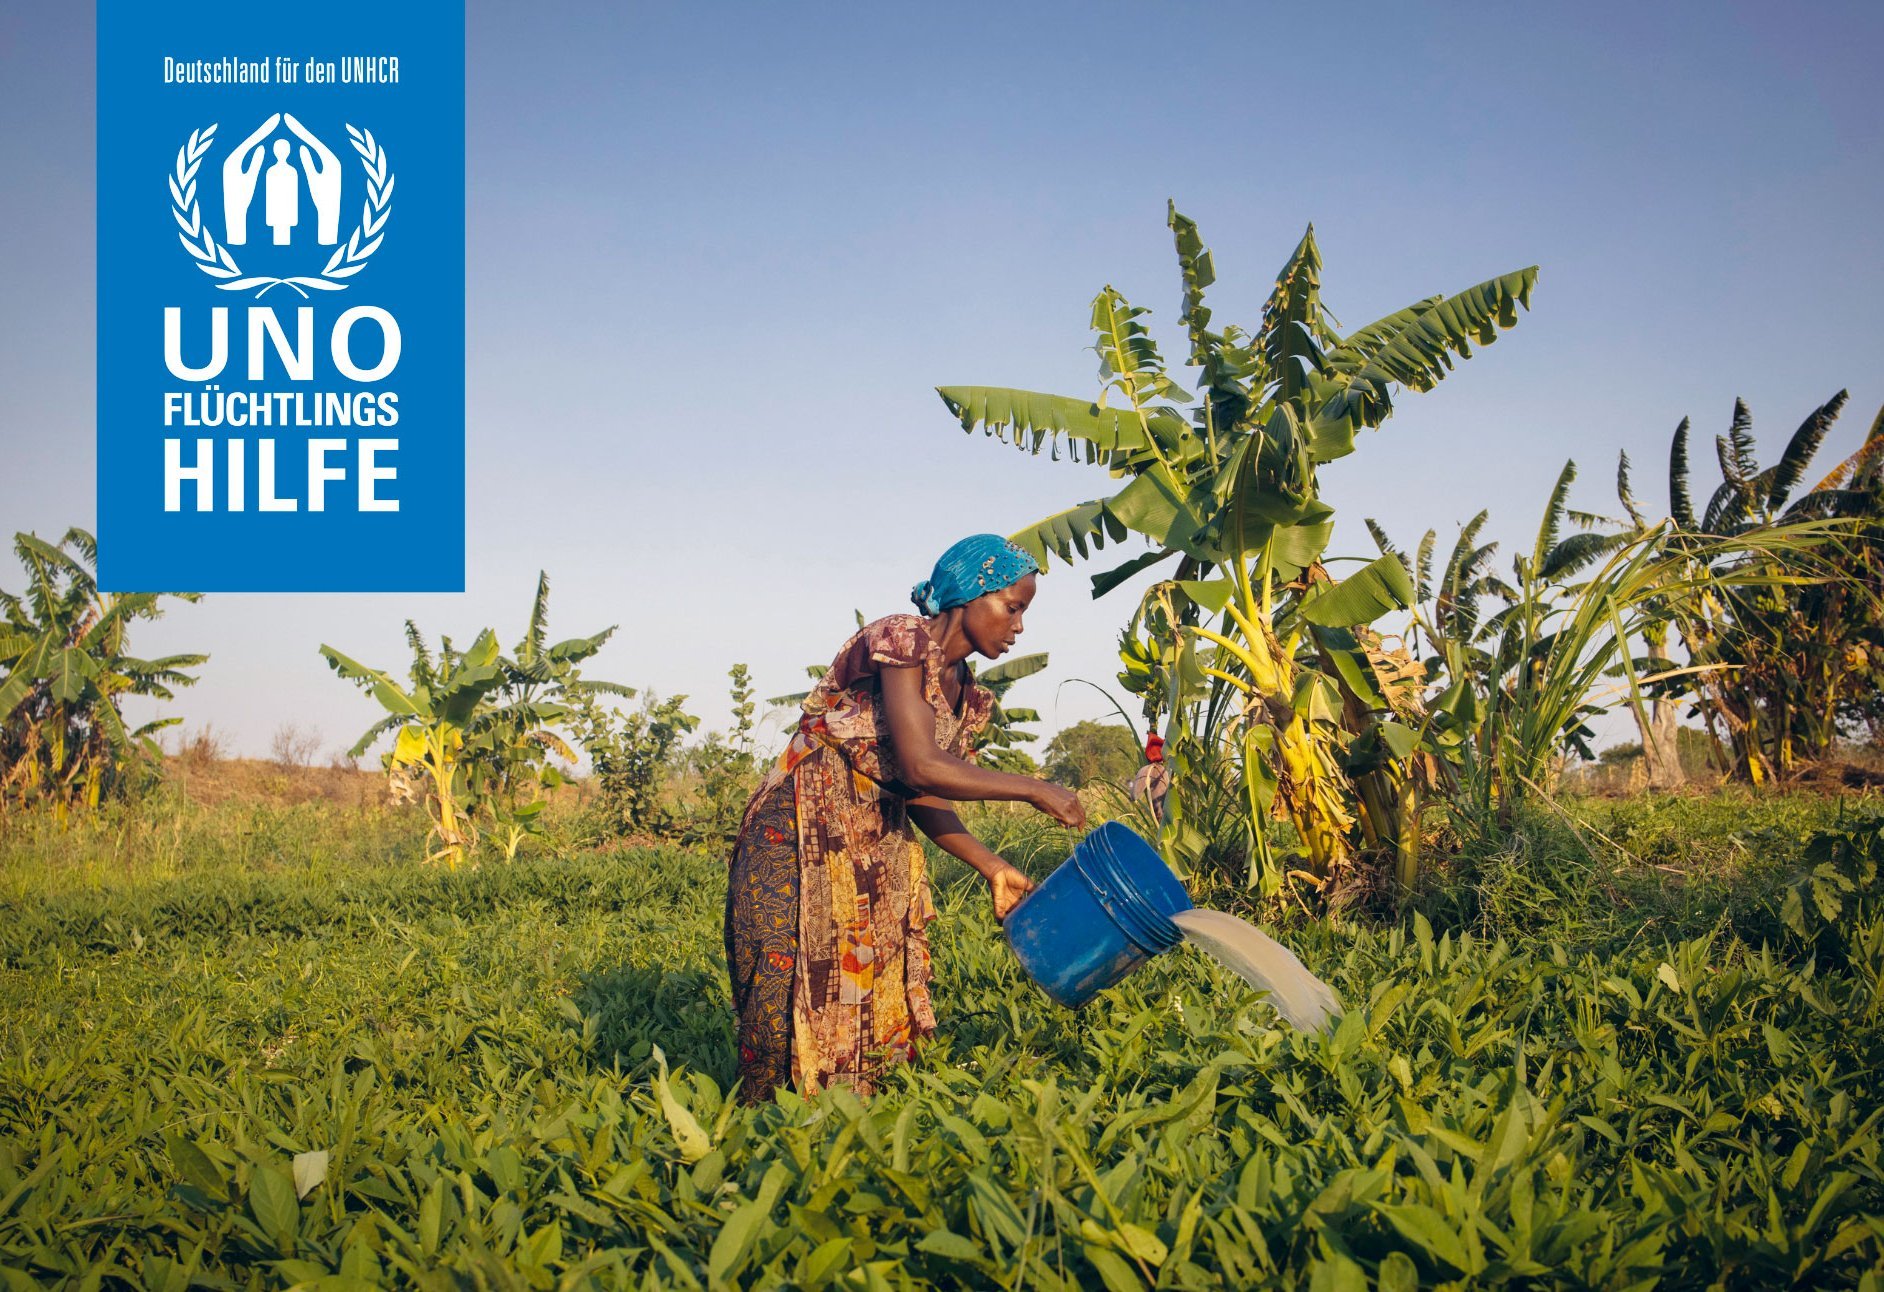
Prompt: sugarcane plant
<box><xmin>0</xmin><ymin>528</ymin><xmax>205</xmax><ymax>819</ymax></box>
<box><xmin>942</xmin><ymin>205</ymin><xmax>1537</xmax><ymax>901</ymax></box>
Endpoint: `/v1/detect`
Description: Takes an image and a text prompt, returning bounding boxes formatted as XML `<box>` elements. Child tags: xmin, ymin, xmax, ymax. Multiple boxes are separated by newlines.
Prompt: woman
<box><xmin>724</xmin><ymin>534</ymin><xmax>1086</xmax><ymax>1102</ymax></box>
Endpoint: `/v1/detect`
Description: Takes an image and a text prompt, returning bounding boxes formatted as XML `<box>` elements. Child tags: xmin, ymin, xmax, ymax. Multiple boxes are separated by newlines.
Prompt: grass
<box><xmin>1426</xmin><ymin>790</ymin><xmax>1879</xmax><ymax>952</ymax></box>
<box><xmin>0</xmin><ymin>773</ymin><xmax>1880</xmax><ymax>1288</ymax></box>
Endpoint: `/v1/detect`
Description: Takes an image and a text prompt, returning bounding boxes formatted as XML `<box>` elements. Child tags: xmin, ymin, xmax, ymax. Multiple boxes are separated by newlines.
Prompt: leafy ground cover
<box><xmin>1</xmin><ymin>790</ymin><xmax>1881</xmax><ymax>1289</ymax></box>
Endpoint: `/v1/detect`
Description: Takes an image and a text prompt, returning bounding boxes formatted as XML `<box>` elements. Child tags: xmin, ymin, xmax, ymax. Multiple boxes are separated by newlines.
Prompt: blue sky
<box><xmin>2</xmin><ymin>1</ymin><xmax>1880</xmax><ymax>761</ymax></box>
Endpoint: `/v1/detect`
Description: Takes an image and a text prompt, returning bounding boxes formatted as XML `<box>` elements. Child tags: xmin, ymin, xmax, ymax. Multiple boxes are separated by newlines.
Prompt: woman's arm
<box><xmin>879</xmin><ymin>665</ymin><xmax>1084</xmax><ymax>828</ymax></box>
<box><xmin>907</xmin><ymin>797</ymin><xmax>1036</xmax><ymax>919</ymax></box>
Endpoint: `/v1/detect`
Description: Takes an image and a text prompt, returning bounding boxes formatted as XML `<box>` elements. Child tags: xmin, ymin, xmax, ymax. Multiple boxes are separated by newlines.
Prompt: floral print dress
<box><xmin>724</xmin><ymin>615</ymin><xmax>992</xmax><ymax>1101</ymax></box>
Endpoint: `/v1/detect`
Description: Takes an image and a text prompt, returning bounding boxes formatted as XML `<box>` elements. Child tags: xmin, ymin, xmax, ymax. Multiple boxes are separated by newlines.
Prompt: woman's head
<box><xmin>912</xmin><ymin>534</ymin><xmax>1040</xmax><ymax>659</ymax></box>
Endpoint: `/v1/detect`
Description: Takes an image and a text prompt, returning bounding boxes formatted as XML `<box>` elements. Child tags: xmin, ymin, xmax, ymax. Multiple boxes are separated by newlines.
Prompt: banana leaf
<box><xmin>1299</xmin><ymin>555</ymin><xmax>1416</xmax><ymax>628</ymax></box>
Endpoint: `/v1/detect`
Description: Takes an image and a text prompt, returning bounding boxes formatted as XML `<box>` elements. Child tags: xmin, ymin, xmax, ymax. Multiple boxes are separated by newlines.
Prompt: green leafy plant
<box><xmin>320</xmin><ymin>572</ymin><xmax>622</xmax><ymax>867</ymax></box>
<box><xmin>571</xmin><ymin>689</ymin><xmax>701</xmax><ymax>839</ymax></box>
<box><xmin>1775</xmin><ymin>807</ymin><xmax>1883</xmax><ymax>963</ymax></box>
<box><xmin>675</xmin><ymin>665</ymin><xmax>762</xmax><ymax>848</ymax></box>
<box><xmin>321</xmin><ymin>626</ymin><xmax>507</xmax><ymax>869</ymax></box>
<box><xmin>944</xmin><ymin>206</ymin><xmax>1536</xmax><ymax>900</ymax></box>
<box><xmin>4</xmin><ymin>791</ymin><xmax>1882</xmax><ymax>1288</ymax></box>
<box><xmin>467</xmin><ymin>573</ymin><xmax>627</xmax><ymax>861</ymax></box>
<box><xmin>0</xmin><ymin>527</ymin><xmax>205</xmax><ymax>818</ymax></box>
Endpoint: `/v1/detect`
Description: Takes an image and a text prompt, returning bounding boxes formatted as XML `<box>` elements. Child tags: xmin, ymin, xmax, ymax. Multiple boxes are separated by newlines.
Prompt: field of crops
<box><xmin>2</xmin><ymin>790</ymin><xmax>1882</xmax><ymax>1290</ymax></box>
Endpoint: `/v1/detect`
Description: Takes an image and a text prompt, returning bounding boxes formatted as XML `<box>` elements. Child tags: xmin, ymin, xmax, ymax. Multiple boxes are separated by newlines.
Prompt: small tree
<box><xmin>0</xmin><ymin>528</ymin><xmax>205</xmax><ymax>818</ymax></box>
<box><xmin>677</xmin><ymin>664</ymin><xmax>762</xmax><ymax>847</ymax></box>
<box><xmin>727</xmin><ymin>662</ymin><xmax>756</xmax><ymax>753</ymax></box>
<box><xmin>269</xmin><ymin>722</ymin><xmax>323</xmax><ymax>770</ymax></box>
<box><xmin>321</xmin><ymin>571</ymin><xmax>623</xmax><ymax>867</ymax></box>
<box><xmin>570</xmin><ymin>690</ymin><xmax>700</xmax><ymax>837</ymax></box>
<box><xmin>1043</xmin><ymin>719</ymin><xmax>1141</xmax><ymax>789</ymax></box>
<box><xmin>468</xmin><ymin>573</ymin><xmax>628</xmax><ymax>860</ymax></box>
<box><xmin>322</xmin><ymin>626</ymin><xmax>508</xmax><ymax>869</ymax></box>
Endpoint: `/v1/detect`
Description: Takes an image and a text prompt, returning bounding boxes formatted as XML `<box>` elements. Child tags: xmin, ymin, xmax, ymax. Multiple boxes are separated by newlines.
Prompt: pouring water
<box><xmin>1170</xmin><ymin>907</ymin><xmax>1341</xmax><ymax>1031</ymax></box>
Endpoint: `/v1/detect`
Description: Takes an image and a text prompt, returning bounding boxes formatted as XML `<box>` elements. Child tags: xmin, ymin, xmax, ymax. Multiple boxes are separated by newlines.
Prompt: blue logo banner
<box><xmin>98</xmin><ymin>1</ymin><xmax>465</xmax><ymax>592</ymax></box>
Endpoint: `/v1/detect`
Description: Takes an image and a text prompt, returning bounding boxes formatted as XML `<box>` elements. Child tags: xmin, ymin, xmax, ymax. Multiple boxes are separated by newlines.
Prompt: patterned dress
<box><xmin>724</xmin><ymin>615</ymin><xmax>993</xmax><ymax>1102</ymax></box>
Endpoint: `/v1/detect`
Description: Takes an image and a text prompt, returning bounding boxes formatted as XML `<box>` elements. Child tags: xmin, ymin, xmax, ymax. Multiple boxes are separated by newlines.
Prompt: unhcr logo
<box><xmin>171</xmin><ymin>112</ymin><xmax>393</xmax><ymax>299</ymax></box>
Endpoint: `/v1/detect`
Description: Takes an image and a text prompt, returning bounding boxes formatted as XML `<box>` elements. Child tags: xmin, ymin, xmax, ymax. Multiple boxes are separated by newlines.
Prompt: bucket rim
<box><xmin>1073</xmin><ymin>822</ymin><xmax>1190</xmax><ymax>955</ymax></box>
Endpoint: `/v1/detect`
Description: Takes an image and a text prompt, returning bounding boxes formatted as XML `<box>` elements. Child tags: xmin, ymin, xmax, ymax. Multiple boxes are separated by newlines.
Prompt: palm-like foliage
<box><xmin>469</xmin><ymin>572</ymin><xmax>627</xmax><ymax>859</ymax></box>
<box><xmin>970</xmin><ymin>652</ymin><xmax>1049</xmax><ymax>771</ymax></box>
<box><xmin>1635</xmin><ymin>394</ymin><xmax>1882</xmax><ymax>781</ymax></box>
<box><xmin>321</xmin><ymin>627</ymin><xmax>506</xmax><ymax>869</ymax></box>
<box><xmin>1368</xmin><ymin>459</ymin><xmax>1844</xmax><ymax>829</ymax></box>
<box><xmin>943</xmin><ymin>206</ymin><xmax>1537</xmax><ymax>898</ymax></box>
<box><xmin>1465</xmin><ymin>523</ymin><xmax>1832</xmax><ymax>814</ymax></box>
<box><xmin>320</xmin><ymin>571</ymin><xmax>623</xmax><ymax>867</ymax></box>
<box><xmin>0</xmin><ymin>528</ymin><xmax>205</xmax><ymax>817</ymax></box>
<box><xmin>1365</xmin><ymin>465</ymin><xmax>1630</xmax><ymax>825</ymax></box>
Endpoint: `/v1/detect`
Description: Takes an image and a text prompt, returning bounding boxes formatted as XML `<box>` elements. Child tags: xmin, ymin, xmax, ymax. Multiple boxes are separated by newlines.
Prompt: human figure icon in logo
<box><xmin>284</xmin><ymin>113</ymin><xmax>342</xmax><ymax>246</ymax></box>
<box><xmin>263</xmin><ymin>139</ymin><xmax>300</xmax><ymax>245</ymax></box>
<box><xmin>219</xmin><ymin>112</ymin><xmax>281</xmax><ymax>246</ymax></box>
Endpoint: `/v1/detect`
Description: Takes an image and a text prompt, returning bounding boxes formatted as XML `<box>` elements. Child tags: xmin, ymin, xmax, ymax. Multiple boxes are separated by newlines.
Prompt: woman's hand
<box><xmin>1029</xmin><ymin>781</ymin><xmax>1087</xmax><ymax>831</ymax></box>
<box><xmin>987</xmin><ymin>863</ymin><xmax>1037</xmax><ymax>921</ymax></box>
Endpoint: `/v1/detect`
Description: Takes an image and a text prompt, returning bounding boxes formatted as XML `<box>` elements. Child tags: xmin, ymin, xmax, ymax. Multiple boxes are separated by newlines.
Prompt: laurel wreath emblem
<box><xmin>170</xmin><ymin>122</ymin><xmax>394</xmax><ymax>298</ymax></box>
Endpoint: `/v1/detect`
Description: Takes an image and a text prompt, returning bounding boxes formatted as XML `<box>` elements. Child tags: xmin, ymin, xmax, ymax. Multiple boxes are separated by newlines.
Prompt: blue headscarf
<box><xmin>911</xmin><ymin>534</ymin><xmax>1040</xmax><ymax>616</ymax></box>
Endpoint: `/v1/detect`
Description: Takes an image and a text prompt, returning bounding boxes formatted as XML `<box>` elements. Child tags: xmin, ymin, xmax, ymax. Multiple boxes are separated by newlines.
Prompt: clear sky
<box><xmin>2</xmin><ymin>2</ymin><xmax>1880</xmax><ymax>761</ymax></box>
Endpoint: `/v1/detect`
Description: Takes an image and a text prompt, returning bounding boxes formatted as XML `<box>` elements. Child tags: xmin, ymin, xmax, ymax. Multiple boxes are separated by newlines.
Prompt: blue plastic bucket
<box><xmin>1002</xmin><ymin>821</ymin><xmax>1194</xmax><ymax>1008</ymax></box>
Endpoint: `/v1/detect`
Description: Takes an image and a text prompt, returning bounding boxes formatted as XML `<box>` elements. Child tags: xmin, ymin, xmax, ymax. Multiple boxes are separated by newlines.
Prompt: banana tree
<box><xmin>0</xmin><ymin>528</ymin><xmax>205</xmax><ymax>818</ymax></box>
<box><xmin>321</xmin><ymin>627</ymin><xmax>507</xmax><ymax>869</ymax></box>
<box><xmin>320</xmin><ymin>571</ymin><xmax>625</xmax><ymax>867</ymax></box>
<box><xmin>942</xmin><ymin>205</ymin><xmax>1537</xmax><ymax>899</ymax></box>
<box><xmin>1632</xmin><ymin>394</ymin><xmax>1882</xmax><ymax>781</ymax></box>
<box><xmin>468</xmin><ymin>572</ymin><xmax>627</xmax><ymax>860</ymax></box>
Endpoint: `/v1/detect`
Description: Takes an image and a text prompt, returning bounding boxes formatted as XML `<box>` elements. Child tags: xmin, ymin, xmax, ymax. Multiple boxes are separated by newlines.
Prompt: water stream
<box><xmin>1170</xmin><ymin>908</ymin><xmax>1342</xmax><ymax>1031</ymax></box>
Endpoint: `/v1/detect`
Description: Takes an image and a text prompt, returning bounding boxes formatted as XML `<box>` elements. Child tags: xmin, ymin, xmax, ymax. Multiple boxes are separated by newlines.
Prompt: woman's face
<box><xmin>962</xmin><ymin>572</ymin><xmax>1037</xmax><ymax>660</ymax></box>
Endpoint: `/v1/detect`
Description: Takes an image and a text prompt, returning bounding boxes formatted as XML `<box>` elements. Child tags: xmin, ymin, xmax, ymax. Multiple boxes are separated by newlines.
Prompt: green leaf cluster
<box><xmin>320</xmin><ymin>571</ymin><xmax>624</xmax><ymax>867</ymax></box>
<box><xmin>943</xmin><ymin>208</ymin><xmax>1538</xmax><ymax>897</ymax></box>
<box><xmin>3</xmin><ymin>799</ymin><xmax>1882</xmax><ymax>1288</ymax></box>
<box><xmin>0</xmin><ymin>528</ymin><xmax>205</xmax><ymax>818</ymax></box>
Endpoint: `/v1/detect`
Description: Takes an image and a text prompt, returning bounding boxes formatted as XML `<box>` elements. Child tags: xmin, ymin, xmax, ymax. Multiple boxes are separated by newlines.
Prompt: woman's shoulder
<box><xmin>858</xmin><ymin>614</ymin><xmax>939</xmax><ymax>669</ymax></box>
<box><xmin>861</xmin><ymin>612</ymin><xmax>929</xmax><ymax>633</ymax></box>
<box><xmin>810</xmin><ymin>615</ymin><xmax>936</xmax><ymax>697</ymax></box>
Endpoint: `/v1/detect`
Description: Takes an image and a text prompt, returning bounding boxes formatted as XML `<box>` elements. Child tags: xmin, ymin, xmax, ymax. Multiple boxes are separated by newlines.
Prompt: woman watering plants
<box><xmin>725</xmin><ymin>534</ymin><xmax>1086</xmax><ymax>1103</ymax></box>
